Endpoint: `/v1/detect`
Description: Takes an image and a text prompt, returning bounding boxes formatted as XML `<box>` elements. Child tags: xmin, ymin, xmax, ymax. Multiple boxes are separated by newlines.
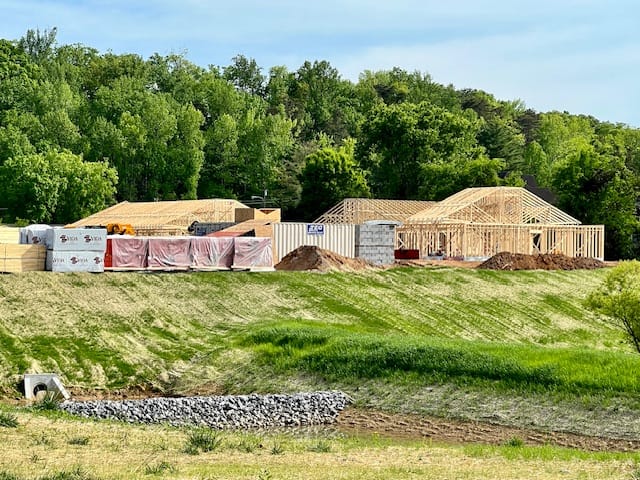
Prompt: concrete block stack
<box><xmin>45</xmin><ymin>228</ymin><xmax>107</xmax><ymax>272</ymax></box>
<box><xmin>355</xmin><ymin>223</ymin><xmax>397</xmax><ymax>265</ymax></box>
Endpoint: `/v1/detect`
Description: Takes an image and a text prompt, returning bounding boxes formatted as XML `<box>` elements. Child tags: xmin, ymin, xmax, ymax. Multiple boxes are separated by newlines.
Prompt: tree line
<box><xmin>1</xmin><ymin>28</ymin><xmax>639</xmax><ymax>259</ymax></box>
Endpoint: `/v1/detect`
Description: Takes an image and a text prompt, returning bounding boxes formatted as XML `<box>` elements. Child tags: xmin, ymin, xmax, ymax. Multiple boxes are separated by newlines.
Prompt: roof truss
<box><xmin>314</xmin><ymin>198</ymin><xmax>435</xmax><ymax>224</ymax></box>
<box><xmin>406</xmin><ymin>187</ymin><xmax>580</xmax><ymax>225</ymax></box>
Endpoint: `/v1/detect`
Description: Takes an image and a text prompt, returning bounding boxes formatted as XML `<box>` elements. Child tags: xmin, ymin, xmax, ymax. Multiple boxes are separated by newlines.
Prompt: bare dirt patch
<box><xmin>477</xmin><ymin>252</ymin><xmax>606</xmax><ymax>271</ymax></box>
<box><xmin>50</xmin><ymin>387</ymin><xmax>640</xmax><ymax>453</ymax></box>
<box><xmin>337</xmin><ymin>408</ymin><xmax>640</xmax><ymax>452</ymax></box>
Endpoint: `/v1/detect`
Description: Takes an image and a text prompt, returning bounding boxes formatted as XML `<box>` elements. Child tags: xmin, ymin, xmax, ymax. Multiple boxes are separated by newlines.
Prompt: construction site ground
<box><xmin>275</xmin><ymin>246</ymin><xmax>609</xmax><ymax>272</ymax></box>
<box><xmin>56</xmin><ymin>385</ymin><xmax>640</xmax><ymax>453</ymax></box>
<box><xmin>10</xmin><ymin>248</ymin><xmax>625</xmax><ymax>455</ymax></box>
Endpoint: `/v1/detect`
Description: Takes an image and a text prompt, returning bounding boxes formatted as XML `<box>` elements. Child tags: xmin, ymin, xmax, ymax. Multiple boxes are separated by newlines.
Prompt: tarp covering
<box><xmin>147</xmin><ymin>237</ymin><xmax>192</xmax><ymax>270</ymax></box>
<box><xmin>232</xmin><ymin>237</ymin><xmax>273</xmax><ymax>269</ymax></box>
<box><xmin>110</xmin><ymin>236</ymin><xmax>149</xmax><ymax>269</ymax></box>
<box><xmin>190</xmin><ymin>236</ymin><xmax>234</xmax><ymax>269</ymax></box>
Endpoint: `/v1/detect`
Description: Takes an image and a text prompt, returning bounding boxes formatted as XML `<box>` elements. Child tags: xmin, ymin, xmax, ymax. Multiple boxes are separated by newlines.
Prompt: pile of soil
<box><xmin>275</xmin><ymin>245</ymin><xmax>375</xmax><ymax>272</ymax></box>
<box><xmin>477</xmin><ymin>252</ymin><xmax>606</xmax><ymax>271</ymax></box>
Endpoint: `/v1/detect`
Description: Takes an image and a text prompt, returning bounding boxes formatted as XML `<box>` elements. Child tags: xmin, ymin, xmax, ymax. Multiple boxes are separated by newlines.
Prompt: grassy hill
<box><xmin>3</xmin><ymin>266</ymin><xmax>640</xmax><ymax>439</ymax></box>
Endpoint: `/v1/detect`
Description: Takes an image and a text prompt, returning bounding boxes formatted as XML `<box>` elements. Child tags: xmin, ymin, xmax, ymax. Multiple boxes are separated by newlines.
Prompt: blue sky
<box><xmin>2</xmin><ymin>0</ymin><xmax>639</xmax><ymax>126</ymax></box>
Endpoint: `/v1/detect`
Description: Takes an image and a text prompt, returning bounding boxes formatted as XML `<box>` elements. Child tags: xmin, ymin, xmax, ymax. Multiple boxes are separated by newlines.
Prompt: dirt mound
<box><xmin>477</xmin><ymin>252</ymin><xmax>606</xmax><ymax>271</ymax></box>
<box><xmin>275</xmin><ymin>245</ymin><xmax>375</xmax><ymax>272</ymax></box>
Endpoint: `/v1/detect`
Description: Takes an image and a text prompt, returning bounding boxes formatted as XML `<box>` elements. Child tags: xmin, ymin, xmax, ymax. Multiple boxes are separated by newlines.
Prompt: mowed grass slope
<box><xmin>0</xmin><ymin>266</ymin><xmax>629</xmax><ymax>398</ymax></box>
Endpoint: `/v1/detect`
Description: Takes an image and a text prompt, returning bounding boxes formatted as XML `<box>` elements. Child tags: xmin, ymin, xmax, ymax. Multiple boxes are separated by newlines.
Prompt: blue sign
<box><xmin>306</xmin><ymin>224</ymin><xmax>325</xmax><ymax>235</ymax></box>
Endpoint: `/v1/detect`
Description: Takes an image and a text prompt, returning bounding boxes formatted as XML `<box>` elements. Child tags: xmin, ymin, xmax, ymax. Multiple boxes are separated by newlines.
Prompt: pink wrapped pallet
<box><xmin>147</xmin><ymin>237</ymin><xmax>191</xmax><ymax>270</ymax></box>
<box><xmin>232</xmin><ymin>237</ymin><xmax>274</xmax><ymax>271</ymax></box>
<box><xmin>110</xmin><ymin>236</ymin><xmax>149</xmax><ymax>270</ymax></box>
<box><xmin>190</xmin><ymin>236</ymin><xmax>234</xmax><ymax>270</ymax></box>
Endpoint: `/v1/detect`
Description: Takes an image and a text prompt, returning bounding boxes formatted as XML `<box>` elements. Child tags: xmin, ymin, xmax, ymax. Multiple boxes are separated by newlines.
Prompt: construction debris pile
<box><xmin>61</xmin><ymin>391</ymin><xmax>352</xmax><ymax>429</ymax></box>
<box><xmin>275</xmin><ymin>246</ymin><xmax>375</xmax><ymax>272</ymax></box>
<box><xmin>477</xmin><ymin>252</ymin><xmax>606</xmax><ymax>271</ymax></box>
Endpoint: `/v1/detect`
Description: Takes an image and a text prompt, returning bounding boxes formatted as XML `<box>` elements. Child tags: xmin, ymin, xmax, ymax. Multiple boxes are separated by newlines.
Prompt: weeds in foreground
<box><xmin>0</xmin><ymin>471</ymin><xmax>22</xmax><ymax>480</ymax></box>
<box><xmin>270</xmin><ymin>442</ymin><xmax>284</xmax><ymax>455</ymax></box>
<box><xmin>144</xmin><ymin>461</ymin><xmax>176</xmax><ymax>475</ymax></box>
<box><xmin>29</xmin><ymin>392</ymin><xmax>61</xmax><ymax>412</ymax></box>
<box><xmin>504</xmin><ymin>436</ymin><xmax>524</xmax><ymax>447</ymax></box>
<box><xmin>67</xmin><ymin>436</ymin><xmax>90</xmax><ymax>446</ymax></box>
<box><xmin>256</xmin><ymin>469</ymin><xmax>272</xmax><ymax>480</ymax></box>
<box><xmin>0</xmin><ymin>411</ymin><xmax>18</xmax><ymax>428</ymax></box>
<box><xmin>39</xmin><ymin>467</ymin><xmax>99</xmax><ymax>480</ymax></box>
<box><xmin>235</xmin><ymin>435</ymin><xmax>262</xmax><ymax>453</ymax></box>
<box><xmin>308</xmin><ymin>440</ymin><xmax>331</xmax><ymax>452</ymax></box>
<box><xmin>183</xmin><ymin>429</ymin><xmax>222</xmax><ymax>455</ymax></box>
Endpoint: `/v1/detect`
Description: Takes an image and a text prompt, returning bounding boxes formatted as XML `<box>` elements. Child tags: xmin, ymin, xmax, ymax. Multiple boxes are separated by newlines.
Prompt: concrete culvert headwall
<box><xmin>60</xmin><ymin>391</ymin><xmax>352</xmax><ymax>428</ymax></box>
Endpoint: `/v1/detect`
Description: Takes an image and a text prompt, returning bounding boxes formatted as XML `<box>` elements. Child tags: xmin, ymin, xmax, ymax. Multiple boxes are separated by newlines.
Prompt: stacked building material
<box><xmin>147</xmin><ymin>237</ymin><xmax>192</xmax><ymax>270</ymax></box>
<box><xmin>45</xmin><ymin>228</ymin><xmax>107</xmax><ymax>273</ymax></box>
<box><xmin>232</xmin><ymin>237</ymin><xmax>274</xmax><ymax>271</ymax></box>
<box><xmin>0</xmin><ymin>226</ymin><xmax>20</xmax><ymax>244</ymax></box>
<box><xmin>190</xmin><ymin>236</ymin><xmax>234</xmax><ymax>270</ymax></box>
<box><xmin>0</xmin><ymin>244</ymin><xmax>46</xmax><ymax>272</ymax></box>
<box><xmin>355</xmin><ymin>222</ymin><xmax>398</xmax><ymax>265</ymax></box>
<box><xmin>108</xmin><ymin>236</ymin><xmax>149</xmax><ymax>270</ymax></box>
<box><xmin>20</xmin><ymin>224</ymin><xmax>52</xmax><ymax>247</ymax></box>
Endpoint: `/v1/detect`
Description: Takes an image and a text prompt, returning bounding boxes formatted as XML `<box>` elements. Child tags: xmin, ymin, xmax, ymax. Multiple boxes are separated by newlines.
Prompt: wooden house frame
<box><xmin>67</xmin><ymin>199</ymin><xmax>248</xmax><ymax>236</ymax></box>
<box><xmin>397</xmin><ymin>187</ymin><xmax>604</xmax><ymax>260</ymax></box>
<box><xmin>314</xmin><ymin>198</ymin><xmax>435</xmax><ymax>224</ymax></box>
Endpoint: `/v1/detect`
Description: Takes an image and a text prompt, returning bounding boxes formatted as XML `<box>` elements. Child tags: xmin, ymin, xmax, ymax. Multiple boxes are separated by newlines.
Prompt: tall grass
<box><xmin>244</xmin><ymin>325</ymin><xmax>640</xmax><ymax>397</ymax></box>
<box><xmin>0</xmin><ymin>268</ymin><xmax>621</xmax><ymax>394</ymax></box>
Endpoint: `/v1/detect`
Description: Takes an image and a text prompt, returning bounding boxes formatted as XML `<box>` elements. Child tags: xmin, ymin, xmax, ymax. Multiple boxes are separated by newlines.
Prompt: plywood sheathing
<box><xmin>66</xmin><ymin>199</ymin><xmax>248</xmax><ymax>236</ymax></box>
<box><xmin>235</xmin><ymin>208</ymin><xmax>281</xmax><ymax>223</ymax></box>
<box><xmin>314</xmin><ymin>198</ymin><xmax>435</xmax><ymax>224</ymax></box>
<box><xmin>0</xmin><ymin>244</ymin><xmax>46</xmax><ymax>272</ymax></box>
<box><xmin>399</xmin><ymin>187</ymin><xmax>604</xmax><ymax>260</ymax></box>
<box><xmin>0</xmin><ymin>226</ymin><xmax>19</xmax><ymax>244</ymax></box>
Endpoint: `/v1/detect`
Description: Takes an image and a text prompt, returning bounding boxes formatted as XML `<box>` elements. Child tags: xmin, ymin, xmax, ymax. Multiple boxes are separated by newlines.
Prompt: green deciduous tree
<box><xmin>0</xmin><ymin>150</ymin><xmax>117</xmax><ymax>223</ymax></box>
<box><xmin>298</xmin><ymin>140</ymin><xmax>370</xmax><ymax>220</ymax></box>
<box><xmin>358</xmin><ymin>101</ymin><xmax>484</xmax><ymax>199</ymax></box>
<box><xmin>551</xmin><ymin>146</ymin><xmax>638</xmax><ymax>259</ymax></box>
<box><xmin>587</xmin><ymin>260</ymin><xmax>640</xmax><ymax>353</ymax></box>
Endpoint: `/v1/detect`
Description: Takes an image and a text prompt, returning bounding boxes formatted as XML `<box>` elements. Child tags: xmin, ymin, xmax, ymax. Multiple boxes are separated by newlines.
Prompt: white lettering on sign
<box><xmin>306</xmin><ymin>224</ymin><xmax>325</xmax><ymax>235</ymax></box>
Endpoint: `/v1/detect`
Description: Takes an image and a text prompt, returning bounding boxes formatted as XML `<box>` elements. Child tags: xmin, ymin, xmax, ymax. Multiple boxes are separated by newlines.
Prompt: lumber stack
<box><xmin>0</xmin><ymin>226</ymin><xmax>20</xmax><ymax>244</ymax></box>
<box><xmin>0</xmin><ymin>244</ymin><xmax>46</xmax><ymax>273</ymax></box>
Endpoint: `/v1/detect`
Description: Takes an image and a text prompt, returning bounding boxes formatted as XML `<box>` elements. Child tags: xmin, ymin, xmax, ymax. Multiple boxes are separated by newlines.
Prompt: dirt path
<box><xmin>336</xmin><ymin>408</ymin><xmax>640</xmax><ymax>452</ymax></box>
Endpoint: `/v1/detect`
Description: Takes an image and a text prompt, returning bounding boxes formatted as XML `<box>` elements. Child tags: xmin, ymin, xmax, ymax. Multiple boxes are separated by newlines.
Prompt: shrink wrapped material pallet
<box><xmin>0</xmin><ymin>244</ymin><xmax>46</xmax><ymax>273</ymax></box>
<box><xmin>109</xmin><ymin>236</ymin><xmax>149</xmax><ymax>270</ymax></box>
<box><xmin>190</xmin><ymin>236</ymin><xmax>234</xmax><ymax>270</ymax></box>
<box><xmin>232</xmin><ymin>237</ymin><xmax>274</xmax><ymax>271</ymax></box>
<box><xmin>147</xmin><ymin>237</ymin><xmax>191</xmax><ymax>270</ymax></box>
<box><xmin>21</xmin><ymin>224</ymin><xmax>52</xmax><ymax>247</ymax></box>
<box><xmin>46</xmin><ymin>228</ymin><xmax>107</xmax><ymax>251</ymax></box>
<box><xmin>46</xmin><ymin>250</ymin><xmax>105</xmax><ymax>273</ymax></box>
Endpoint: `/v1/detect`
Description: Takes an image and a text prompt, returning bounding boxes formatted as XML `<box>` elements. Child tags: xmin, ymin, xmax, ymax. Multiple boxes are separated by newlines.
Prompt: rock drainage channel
<box><xmin>60</xmin><ymin>391</ymin><xmax>352</xmax><ymax>429</ymax></box>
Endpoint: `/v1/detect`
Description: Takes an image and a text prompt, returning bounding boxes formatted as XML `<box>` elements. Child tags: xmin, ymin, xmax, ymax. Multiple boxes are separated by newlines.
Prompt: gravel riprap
<box><xmin>60</xmin><ymin>391</ymin><xmax>352</xmax><ymax>429</ymax></box>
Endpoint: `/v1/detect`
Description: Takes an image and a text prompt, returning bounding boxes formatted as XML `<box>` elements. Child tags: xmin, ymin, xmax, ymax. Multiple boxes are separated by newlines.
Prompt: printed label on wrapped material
<box><xmin>47</xmin><ymin>228</ymin><xmax>107</xmax><ymax>251</ymax></box>
<box><xmin>46</xmin><ymin>250</ymin><xmax>105</xmax><ymax>272</ymax></box>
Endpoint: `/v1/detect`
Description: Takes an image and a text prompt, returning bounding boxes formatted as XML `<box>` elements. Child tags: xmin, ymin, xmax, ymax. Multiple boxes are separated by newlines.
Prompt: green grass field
<box><xmin>3</xmin><ymin>266</ymin><xmax>640</xmax><ymax>479</ymax></box>
<box><xmin>0</xmin><ymin>267</ymin><xmax>626</xmax><ymax>396</ymax></box>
